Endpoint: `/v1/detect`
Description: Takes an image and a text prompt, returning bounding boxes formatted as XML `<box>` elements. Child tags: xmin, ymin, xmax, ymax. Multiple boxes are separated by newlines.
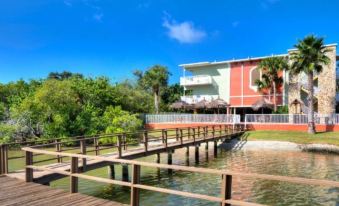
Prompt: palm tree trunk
<box><xmin>307</xmin><ymin>72</ymin><xmax>316</xmax><ymax>134</ymax></box>
<box><xmin>154</xmin><ymin>90</ymin><xmax>159</xmax><ymax>114</ymax></box>
<box><xmin>272</xmin><ymin>82</ymin><xmax>277</xmax><ymax>112</ymax></box>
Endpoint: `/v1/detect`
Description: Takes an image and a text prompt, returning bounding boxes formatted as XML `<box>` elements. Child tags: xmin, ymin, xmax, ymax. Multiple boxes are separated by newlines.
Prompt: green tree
<box><xmin>113</xmin><ymin>81</ymin><xmax>154</xmax><ymax>113</ymax></box>
<box><xmin>0</xmin><ymin>123</ymin><xmax>16</xmax><ymax>143</ymax></box>
<box><xmin>48</xmin><ymin>71</ymin><xmax>83</xmax><ymax>80</ymax></box>
<box><xmin>13</xmin><ymin>79</ymin><xmax>81</xmax><ymax>138</ymax></box>
<box><xmin>102</xmin><ymin>106</ymin><xmax>142</xmax><ymax>144</ymax></box>
<box><xmin>136</xmin><ymin>65</ymin><xmax>170</xmax><ymax>113</ymax></box>
<box><xmin>255</xmin><ymin>57</ymin><xmax>288</xmax><ymax>112</ymax></box>
<box><xmin>290</xmin><ymin>35</ymin><xmax>331</xmax><ymax>134</ymax></box>
<box><xmin>161</xmin><ymin>83</ymin><xmax>184</xmax><ymax>111</ymax></box>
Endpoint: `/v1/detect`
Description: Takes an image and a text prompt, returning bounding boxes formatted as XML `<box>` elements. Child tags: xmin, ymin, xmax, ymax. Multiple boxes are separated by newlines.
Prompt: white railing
<box><xmin>181</xmin><ymin>95</ymin><xmax>219</xmax><ymax>104</ymax></box>
<box><xmin>180</xmin><ymin>75</ymin><xmax>213</xmax><ymax>86</ymax></box>
<box><xmin>245</xmin><ymin>114</ymin><xmax>339</xmax><ymax>125</ymax></box>
<box><xmin>145</xmin><ymin>114</ymin><xmax>240</xmax><ymax>124</ymax></box>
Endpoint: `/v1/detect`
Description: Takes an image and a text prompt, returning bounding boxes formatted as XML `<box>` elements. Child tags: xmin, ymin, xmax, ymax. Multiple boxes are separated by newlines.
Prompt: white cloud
<box><xmin>93</xmin><ymin>13</ymin><xmax>103</xmax><ymax>22</ymax></box>
<box><xmin>162</xmin><ymin>18</ymin><xmax>206</xmax><ymax>44</ymax></box>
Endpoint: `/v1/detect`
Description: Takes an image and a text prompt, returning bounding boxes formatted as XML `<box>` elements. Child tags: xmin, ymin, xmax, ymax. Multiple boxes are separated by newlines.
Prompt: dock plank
<box><xmin>0</xmin><ymin>176</ymin><xmax>126</xmax><ymax>206</ymax></box>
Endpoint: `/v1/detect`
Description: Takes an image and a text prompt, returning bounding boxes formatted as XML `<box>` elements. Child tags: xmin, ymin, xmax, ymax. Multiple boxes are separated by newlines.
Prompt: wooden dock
<box><xmin>0</xmin><ymin>176</ymin><xmax>126</xmax><ymax>206</ymax></box>
<box><xmin>8</xmin><ymin>128</ymin><xmax>244</xmax><ymax>184</ymax></box>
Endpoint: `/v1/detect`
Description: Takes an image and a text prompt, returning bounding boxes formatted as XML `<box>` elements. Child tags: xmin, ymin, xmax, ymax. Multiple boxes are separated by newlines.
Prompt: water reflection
<box><xmin>51</xmin><ymin>143</ymin><xmax>339</xmax><ymax>206</ymax></box>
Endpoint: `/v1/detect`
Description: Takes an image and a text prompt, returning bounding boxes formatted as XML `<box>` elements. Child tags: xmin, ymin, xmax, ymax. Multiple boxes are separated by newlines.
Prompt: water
<box><xmin>51</xmin><ymin>144</ymin><xmax>339</xmax><ymax>206</ymax></box>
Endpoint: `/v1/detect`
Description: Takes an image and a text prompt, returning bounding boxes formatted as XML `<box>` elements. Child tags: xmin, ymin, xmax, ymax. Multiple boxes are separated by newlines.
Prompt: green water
<box><xmin>50</xmin><ymin>144</ymin><xmax>339</xmax><ymax>206</ymax></box>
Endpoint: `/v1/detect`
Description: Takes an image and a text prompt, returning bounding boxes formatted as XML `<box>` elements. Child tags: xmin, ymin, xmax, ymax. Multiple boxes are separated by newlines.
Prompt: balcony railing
<box><xmin>181</xmin><ymin>95</ymin><xmax>219</xmax><ymax>104</ymax></box>
<box><xmin>180</xmin><ymin>75</ymin><xmax>213</xmax><ymax>86</ymax></box>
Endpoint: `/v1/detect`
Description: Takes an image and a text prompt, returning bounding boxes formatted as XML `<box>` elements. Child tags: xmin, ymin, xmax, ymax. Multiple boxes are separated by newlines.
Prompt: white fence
<box><xmin>245</xmin><ymin>114</ymin><xmax>339</xmax><ymax>125</ymax></box>
<box><xmin>145</xmin><ymin>114</ymin><xmax>240</xmax><ymax>124</ymax></box>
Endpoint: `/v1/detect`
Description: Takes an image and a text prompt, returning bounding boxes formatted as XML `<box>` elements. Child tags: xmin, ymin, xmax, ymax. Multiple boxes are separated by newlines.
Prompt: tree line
<box><xmin>0</xmin><ymin>66</ymin><xmax>183</xmax><ymax>143</ymax></box>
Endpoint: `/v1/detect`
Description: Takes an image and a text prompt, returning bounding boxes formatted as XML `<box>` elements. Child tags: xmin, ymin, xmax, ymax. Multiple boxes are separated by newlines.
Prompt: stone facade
<box><xmin>317</xmin><ymin>46</ymin><xmax>336</xmax><ymax>115</ymax></box>
<box><xmin>288</xmin><ymin>45</ymin><xmax>337</xmax><ymax>115</ymax></box>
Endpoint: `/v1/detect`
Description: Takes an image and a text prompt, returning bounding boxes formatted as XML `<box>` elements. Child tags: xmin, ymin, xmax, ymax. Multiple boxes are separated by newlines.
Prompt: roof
<box><xmin>179</xmin><ymin>54</ymin><xmax>287</xmax><ymax>69</ymax></box>
<box><xmin>180</xmin><ymin>43</ymin><xmax>338</xmax><ymax>69</ymax></box>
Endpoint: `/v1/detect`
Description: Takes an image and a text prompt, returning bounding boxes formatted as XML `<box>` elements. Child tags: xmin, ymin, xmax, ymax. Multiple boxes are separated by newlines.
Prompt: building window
<box><xmin>249</xmin><ymin>67</ymin><xmax>261</xmax><ymax>91</ymax></box>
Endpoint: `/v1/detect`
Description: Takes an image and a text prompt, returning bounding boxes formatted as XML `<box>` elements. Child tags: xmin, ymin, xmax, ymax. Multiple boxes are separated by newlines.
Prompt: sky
<box><xmin>0</xmin><ymin>0</ymin><xmax>339</xmax><ymax>84</ymax></box>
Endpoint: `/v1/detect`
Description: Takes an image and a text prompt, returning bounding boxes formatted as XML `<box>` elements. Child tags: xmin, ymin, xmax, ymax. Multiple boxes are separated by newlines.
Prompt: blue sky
<box><xmin>0</xmin><ymin>0</ymin><xmax>339</xmax><ymax>84</ymax></box>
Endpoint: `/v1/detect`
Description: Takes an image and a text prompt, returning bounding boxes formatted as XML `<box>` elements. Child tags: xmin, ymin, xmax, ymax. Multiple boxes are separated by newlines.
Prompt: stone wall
<box><xmin>288</xmin><ymin>45</ymin><xmax>337</xmax><ymax>115</ymax></box>
<box><xmin>317</xmin><ymin>45</ymin><xmax>336</xmax><ymax>115</ymax></box>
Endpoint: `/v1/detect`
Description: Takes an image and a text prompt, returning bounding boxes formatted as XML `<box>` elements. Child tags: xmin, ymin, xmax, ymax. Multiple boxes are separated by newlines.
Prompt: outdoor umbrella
<box><xmin>194</xmin><ymin>99</ymin><xmax>210</xmax><ymax>109</ymax></box>
<box><xmin>207</xmin><ymin>97</ymin><xmax>230</xmax><ymax>114</ymax></box>
<box><xmin>170</xmin><ymin>100</ymin><xmax>188</xmax><ymax>109</ymax></box>
<box><xmin>170</xmin><ymin>100</ymin><xmax>194</xmax><ymax>111</ymax></box>
<box><xmin>252</xmin><ymin>98</ymin><xmax>274</xmax><ymax>112</ymax></box>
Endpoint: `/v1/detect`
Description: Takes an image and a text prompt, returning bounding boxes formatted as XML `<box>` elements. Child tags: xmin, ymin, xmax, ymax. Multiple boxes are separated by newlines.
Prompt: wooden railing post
<box><xmin>0</xmin><ymin>145</ymin><xmax>3</xmax><ymax>175</ymax></box>
<box><xmin>197</xmin><ymin>126</ymin><xmax>201</xmax><ymax>138</ymax></box>
<box><xmin>143</xmin><ymin>131</ymin><xmax>148</xmax><ymax>152</ymax></box>
<box><xmin>123</xmin><ymin>133</ymin><xmax>127</xmax><ymax>151</ymax></box>
<box><xmin>175</xmin><ymin>128</ymin><xmax>179</xmax><ymax>141</ymax></box>
<box><xmin>94</xmin><ymin>137</ymin><xmax>99</xmax><ymax>156</ymax></box>
<box><xmin>55</xmin><ymin>140</ymin><xmax>62</xmax><ymax>163</ymax></box>
<box><xmin>187</xmin><ymin>127</ymin><xmax>191</xmax><ymax>140</ymax></box>
<box><xmin>219</xmin><ymin>125</ymin><xmax>222</xmax><ymax>136</ymax></box>
<box><xmin>221</xmin><ymin>174</ymin><xmax>232</xmax><ymax>206</ymax></box>
<box><xmin>80</xmin><ymin>139</ymin><xmax>86</xmax><ymax>171</ymax></box>
<box><xmin>2</xmin><ymin>144</ymin><xmax>8</xmax><ymax>174</ymax></box>
<box><xmin>70</xmin><ymin>157</ymin><xmax>79</xmax><ymax>193</ymax></box>
<box><xmin>117</xmin><ymin>135</ymin><xmax>122</xmax><ymax>158</ymax></box>
<box><xmin>25</xmin><ymin>151</ymin><xmax>33</xmax><ymax>182</ymax></box>
<box><xmin>161</xmin><ymin>129</ymin><xmax>165</xmax><ymax>144</ymax></box>
<box><xmin>0</xmin><ymin>144</ymin><xmax>8</xmax><ymax>174</ymax></box>
<box><xmin>131</xmin><ymin>164</ymin><xmax>141</xmax><ymax>206</ymax></box>
<box><xmin>192</xmin><ymin>128</ymin><xmax>196</xmax><ymax>143</ymax></box>
<box><xmin>179</xmin><ymin>129</ymin><xmax>183</xmax><ymax>145</ymax></box>
<box><xmin>212</xmin><ymin>126</ymin><xmax>215</xmax><ymax>139</ymax></box>
<box><xmin>164</xmin><ymin>130</ymin><xmax>168</xmax><ymax>148</ymax></box>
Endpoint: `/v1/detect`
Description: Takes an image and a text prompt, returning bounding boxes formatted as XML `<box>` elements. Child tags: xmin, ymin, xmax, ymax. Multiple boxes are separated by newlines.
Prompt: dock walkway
<box><xmin>0</xmin><ymin>176</ymin><xmax>126</xmax><ymax>206</ymax></box>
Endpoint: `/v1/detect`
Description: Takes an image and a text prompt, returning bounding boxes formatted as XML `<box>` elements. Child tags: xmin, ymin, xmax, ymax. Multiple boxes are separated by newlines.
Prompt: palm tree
<box><xmin>140</xmin><ymin>65</ymin><xmax>170</xmax><ymax>114</ymax></box>
<box><xmin>290</xmin><ymin>35</ymin><xmax>331</xmax><ymax>134</ymax></box>
<box><xmin>255</xmin><ymin>56</ymin><xmax>288</xmax><ymax>112</ymax></box>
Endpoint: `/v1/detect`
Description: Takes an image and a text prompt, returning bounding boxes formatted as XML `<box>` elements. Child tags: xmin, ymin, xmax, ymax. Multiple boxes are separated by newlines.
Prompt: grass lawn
<box><xmin>244</xmin><ymin>131</ymin><xmax>339</xmax><ymax>146</ymax></box>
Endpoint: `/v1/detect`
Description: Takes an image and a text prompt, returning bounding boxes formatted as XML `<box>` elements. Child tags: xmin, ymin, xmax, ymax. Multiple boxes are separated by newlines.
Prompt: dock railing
<box><xmin>245</xmin><ymin>114</ymin><xmax>339</xmax><ymax>125</ymax></box>
<box><xmin>22</xmin><ymin>136</ymin><xmax>339</xmax><ymax>206</ymax></box>
<box><xmin>145</xmin><ymin>114</ymin><xmax>240</xmax><ymax>124</ymax></box>
<box><xmin>0</xmin><ymin>124</ymin><xmax>244</xmax><ymax>175</ymax></box>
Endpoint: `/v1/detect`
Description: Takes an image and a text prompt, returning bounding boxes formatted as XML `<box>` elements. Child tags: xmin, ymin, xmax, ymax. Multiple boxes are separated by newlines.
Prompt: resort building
<box><xmin>179</xmin><ymin>44</ymin><xmax>339</xmax><ymax>116</ymax></box>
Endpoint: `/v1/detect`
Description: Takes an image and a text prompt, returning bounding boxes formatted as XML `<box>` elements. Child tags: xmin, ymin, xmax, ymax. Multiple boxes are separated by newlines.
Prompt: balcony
<box><xmin>180</xmin><ymin>75</ymin><xmax>213</xmax><ymax>87</ymax></box>
<box><xmin>181</xmin><ymin>95</ymin><xmax>219</xmax><ymax>104</ymax></box>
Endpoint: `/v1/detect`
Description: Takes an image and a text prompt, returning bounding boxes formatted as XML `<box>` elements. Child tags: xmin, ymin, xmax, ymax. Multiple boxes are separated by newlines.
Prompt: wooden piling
<box><xmin>156</xmin><ymin>153</ymin><xmax>160</xmax><ymax>163</ymax></box>
<box><xmin>221</xmin><ymin>174</ymin><xmax>232</xmax><ymax>206</ymax></box>
<box><xmin>122</xmin><ymin>164</ymin><xmax>129</xmax><ymax>182</ymax></box>
<box><xmin>80</xmin><ymin>139</ymin><xmax>86</xmax><ymax>172</ymax></box>
<box><xmin>195</xmin><ymin>145</ymin><xmax>199</xmax><ymax>163</ymax></box>
<box><xmin>70</xmin><ymin>157</ymin><xmax>79</xmax><ymax>193</ymax></box>
<box><xmin>108</xmin><ymin>164</ymin><xmax>115</xmax><ymax>179</ymax></box>
<box><xmin>25</xmin><ymin>151</ymin><xmax>33</xmax><ymax>182</ymax></box>
<box><xmin>131</xmin><ymin>164</ymin><xmax>141</xmax><ymax>206</ymax></box>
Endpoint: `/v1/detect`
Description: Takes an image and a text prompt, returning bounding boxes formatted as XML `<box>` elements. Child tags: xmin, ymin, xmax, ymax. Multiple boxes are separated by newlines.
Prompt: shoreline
<box><xmin>220</xmin><ymin>139</ymin><xmax>339</xmax><ymax>154</ymax></box>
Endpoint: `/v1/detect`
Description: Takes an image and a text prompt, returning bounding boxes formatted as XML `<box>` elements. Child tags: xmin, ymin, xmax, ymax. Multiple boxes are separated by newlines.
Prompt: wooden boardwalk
<box><xmin>0</xmin><ymin>176</ymin><xmax>126</xmax><ymax>206</ymax></box>
<box><xmin>8</xmin><ymin>130</ymin><xmax>243</xmax><ymax>184</ymax></box>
